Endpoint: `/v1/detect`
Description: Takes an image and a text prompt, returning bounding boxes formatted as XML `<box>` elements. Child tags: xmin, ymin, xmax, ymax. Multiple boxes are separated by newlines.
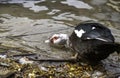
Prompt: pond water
<box><xmin>0</xmin><ymin>0</ymin><xmax>120</xmax><ymax>77</ymax></box>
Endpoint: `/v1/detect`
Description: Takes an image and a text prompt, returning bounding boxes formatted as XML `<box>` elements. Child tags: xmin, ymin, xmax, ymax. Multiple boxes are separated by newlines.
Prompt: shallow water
<box><xmin>0</xmin><ymin>0</ymin><xmax>120</xmax><ymax>77</ymax></box>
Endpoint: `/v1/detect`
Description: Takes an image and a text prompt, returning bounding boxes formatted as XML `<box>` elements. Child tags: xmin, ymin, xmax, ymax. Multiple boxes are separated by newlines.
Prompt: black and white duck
<box><xmin>45</xmin><ymin>22</ymin><xmax>120</xmax><ymax>64</ymax></box>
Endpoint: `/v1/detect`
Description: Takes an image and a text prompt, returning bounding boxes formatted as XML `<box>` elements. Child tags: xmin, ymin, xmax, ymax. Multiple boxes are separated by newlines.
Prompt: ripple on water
<box><xmin>0</xmin><ymin>0</ymin><xmax>48</xmax><ymax>12</ymax></box>
<box><xmin>61</xmin><ymin>0</ymin><xmax>93</xmax><ymax>9</ymax></box>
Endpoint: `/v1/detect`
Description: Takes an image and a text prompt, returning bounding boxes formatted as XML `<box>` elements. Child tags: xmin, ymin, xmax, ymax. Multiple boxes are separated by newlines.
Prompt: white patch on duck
<box><xmin>74</xmin><ymin>29</ymin><xmax>86</xmax><ymax>38</ymax></box>
<box><xmin>86</xmin><ymin>37</ymin><xmax>108</xmax><ymax>42</ymax></box>
<box><xmin>92</xmin><ymin>27</ymin><xmax>96</xmax><ymax>30</ymax></box>
<box><xmin>59</xmin><ymin>34</ymin><xmax>69</xmax><ymax>40</ymax></box>
<box><xmin>96</xmin><ymin>38</ymin><xmax>108</xmax><ymax>42</ymax></box>
<box><xmin>86</xmin><ymin>37</ymin><xmax>91</xmax><ymax>39</ymax></box>
<box><xmin>53</xmin><ymin>34</ymin><xmax>69</xmax><ymax>44</ymax></box>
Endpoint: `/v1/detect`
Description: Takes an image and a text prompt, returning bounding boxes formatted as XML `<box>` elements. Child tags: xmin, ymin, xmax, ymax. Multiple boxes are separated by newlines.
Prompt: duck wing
<box><xmin>81</xmin><ymin>27</ymin><xmax>115</xmax><ymax>42</ymax></box>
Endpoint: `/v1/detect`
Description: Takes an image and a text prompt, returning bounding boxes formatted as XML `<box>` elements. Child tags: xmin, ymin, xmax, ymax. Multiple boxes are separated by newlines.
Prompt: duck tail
<box><xmin>97</xmin><ymin>42</ymin><xmax>120</xmax><ymax>54</ymax></box>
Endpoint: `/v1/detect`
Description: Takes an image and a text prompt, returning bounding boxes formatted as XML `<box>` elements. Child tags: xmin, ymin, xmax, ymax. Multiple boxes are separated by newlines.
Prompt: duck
<box><xmin>45</xmin><ymin>22</ymin><xmax>120</xmax><ymax>65</ymax></box>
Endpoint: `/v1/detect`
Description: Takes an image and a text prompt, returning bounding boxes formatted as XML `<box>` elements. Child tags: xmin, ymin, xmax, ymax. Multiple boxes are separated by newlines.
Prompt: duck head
<box><xmin>45</xmin><ymin>34</ymin><xmax>69</xmax><ymax>46</ymax></box>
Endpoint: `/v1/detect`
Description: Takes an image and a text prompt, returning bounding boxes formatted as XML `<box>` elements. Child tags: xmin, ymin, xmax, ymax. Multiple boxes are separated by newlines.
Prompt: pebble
<box><xmin>19</xmin><ymin>57</ymin><xmax>33</xmax><ymax>64</ymax></box>
<box><xmin>92</xmin><ymin>71</ymin><xmax>103</xmax><ymax>78</ymax></box>
<box><xmin>0</xmin><ymin>55</ymin><xmax>7</xmax><ymax>59</ymax></box>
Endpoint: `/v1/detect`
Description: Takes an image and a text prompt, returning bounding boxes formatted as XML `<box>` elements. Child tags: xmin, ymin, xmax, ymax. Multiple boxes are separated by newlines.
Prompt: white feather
<box><xmin>92</xmin><ymin>27</ymin><xmax>96</xmax><ymax>30</ymax></box>
<box><xmin>59</xmin><ymin>34</ymin><xmax>69</xmax><ymax>40</ymax></box>
<box><xmin>54</xmin><ymin>34</ymin><xmax>68</xmax><ymax>44</ymax></box>
<box><xmin>96</xmin><ymin>38</ymin><xmax>108</xmax><ymax>42</ymax></box>
<box><xmin>86</xmin><ymin>37</ymin><xmax>108</xmax><ymax>42</ymax></box>
<box><xmin>45</xmin><ymin>34</ymin><xmax>69</xmax><ymax>45</ymax></box>
<box><xmin>87</xmin><ymin>37</ymin><xmax>91</xmax><ymax>39</ymax></box>
<box><xmin>74</xmin><ymin>29</ymin><xmax>85</xmax><ymax>38</ymax></box>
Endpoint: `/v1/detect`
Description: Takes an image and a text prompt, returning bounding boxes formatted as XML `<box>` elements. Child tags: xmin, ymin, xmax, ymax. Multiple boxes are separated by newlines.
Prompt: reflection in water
<box><xmin>90</xmin><ymin>0</ymin><xmax>108</xmax><ymax>5</ymax></box>
<box><xmin>0</xmin><ymin>0</ymin><xmax>48</xmax><ymax>12</ymax></box>
<box><xmin>107</xmin><ymin>0</ymin><xmax>120</xmax><ymax>12</ymax></box>
<box><xmin>47</xmin><ymin>9</ymin><xmax>60</xmax><ymax>15</ymax></box>
<box><xmin>61</xmin><ymin>0</ymin><xmax>93</xmax><ymax>9</ymax></box>
<box><xmin>23</xmin><ymin>1</ymin><xmax>48</xmax><ymax>12</ymax></box>
<box><xmin>0</xmin><ymin>0</ymin><xmax>45</xmax><ymax>3</ymax></box>
<box><xmin>52</xmin><ymin>12</ymin><xmax>97</xmax><ymax>21</ymax></box>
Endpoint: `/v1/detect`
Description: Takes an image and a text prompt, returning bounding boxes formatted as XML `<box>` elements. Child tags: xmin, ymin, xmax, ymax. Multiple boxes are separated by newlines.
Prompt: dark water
<box><xmin>0</xmin><ymin>0</ymin><xmax>120</xmax><ymax>77</ymax></box>
<box><xmin>0</xmin><ymin>0</ymin><xmax>120</xmax><ymax>27</ymax></box>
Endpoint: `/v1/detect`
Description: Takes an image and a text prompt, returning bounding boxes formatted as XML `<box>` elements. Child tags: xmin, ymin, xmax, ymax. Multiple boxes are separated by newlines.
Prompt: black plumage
<box><xmin>69</xmin><ymin>22</ymin><xmax>120</xmax><ymax>64</ymax></box>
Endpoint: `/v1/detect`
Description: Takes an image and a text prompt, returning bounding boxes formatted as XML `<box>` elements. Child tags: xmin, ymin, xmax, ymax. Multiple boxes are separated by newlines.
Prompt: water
<box><xmin>0</xmin><ymin>0</ymin><xmax>120</xmax><ymax>77</ymax></box>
